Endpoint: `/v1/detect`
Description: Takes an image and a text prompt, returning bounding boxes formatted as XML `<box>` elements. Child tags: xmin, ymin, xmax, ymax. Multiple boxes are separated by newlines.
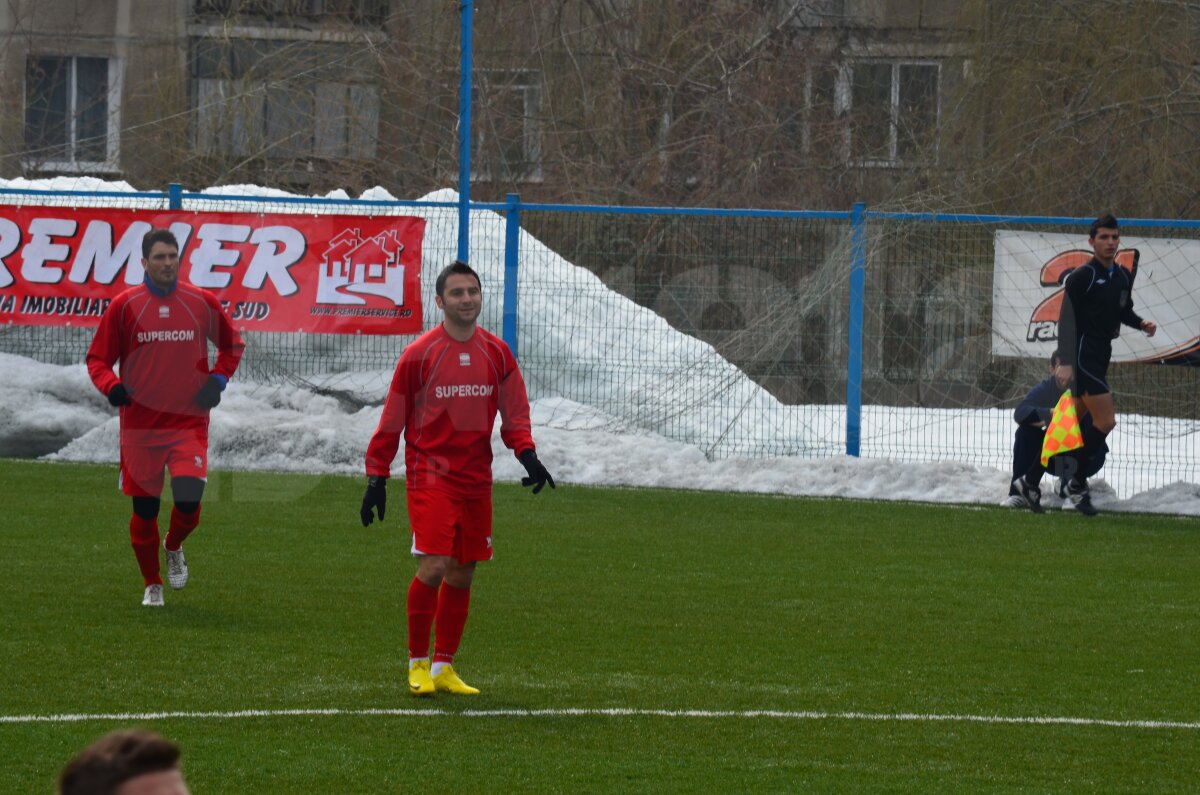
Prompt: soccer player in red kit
<box><xmin>360</xmin><ymin>260</ymin><xmax>554</xmax><ymax>696</ymax></box>
<box><xmin>87</xmin><ymin>228</ymin><xmax>245</xmax><ymax>607</ymax></box>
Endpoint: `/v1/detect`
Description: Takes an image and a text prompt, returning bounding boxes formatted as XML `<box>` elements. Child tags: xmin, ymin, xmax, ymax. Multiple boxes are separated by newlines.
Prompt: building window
<box><xmin>802</xmin><ymin>62</ymin><xmax>838</xmax><ymax>158</ymax></box>
<box><xmin>839</xmin><ymin>60</ymin><xmax>939</xmax><ymax>166</ymax></box>
<box><xmin>472</xmin><ymin>71</ymin><xmax>543</xmax><ymax>182</ymax></box>
<box><xmin>193</xmin><ymin>0</ymin><xmax>389</xmax><ymax>27</ymax></box>
<box><xmin>24</xmin><ymin>56</ymin><xmax>120</xmax><ymax>172</ymax></box>
<box><xmin>190</xmin><ymin>37</ymin><xmax>379</xmax><ymax>160</ymax></box>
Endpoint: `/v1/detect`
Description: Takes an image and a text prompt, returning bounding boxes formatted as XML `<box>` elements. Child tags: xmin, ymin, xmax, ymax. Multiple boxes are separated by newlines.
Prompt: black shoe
<box><xmin>1012</xmin><ymin>477</ymin><xmax>1044</xmax><ymax>513</ymax></box>
<box><xmin>1066</xmin><ymin>479</ymin><xmax>1097</xmax><ymax>517</ymax></box>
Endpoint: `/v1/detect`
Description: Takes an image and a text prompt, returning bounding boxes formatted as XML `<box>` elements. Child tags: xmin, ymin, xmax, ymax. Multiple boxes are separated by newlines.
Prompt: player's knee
<box><xmin>131</xmin><ymin>496</ymin><xmax>160</xmax><ymax>520</ymax></box>
<box><xmin>174</xmin><ymin>501</ymin><xmax>200</xmax><ymax>515</ymax></box>
<box><xmin>172</xmin><ymin>476</ymin><xmax>206</xmax><ymax>506</ymax></box>
<box><xmin>444</xmin><ymin>561</ymin><xmax>476</xmax><ymax>589</ymax></box>
<box><xmin>416</xmin><ymin>557</ymin><xmax>449</xmax><ymax>586</ymax></box>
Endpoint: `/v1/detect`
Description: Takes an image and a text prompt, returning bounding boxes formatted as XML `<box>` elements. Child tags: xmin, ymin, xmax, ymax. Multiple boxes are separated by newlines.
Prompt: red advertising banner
<box><xmin>0</xmin><ymin>207</ymin><xmax>425</xmax><ymax>334</ymax></box>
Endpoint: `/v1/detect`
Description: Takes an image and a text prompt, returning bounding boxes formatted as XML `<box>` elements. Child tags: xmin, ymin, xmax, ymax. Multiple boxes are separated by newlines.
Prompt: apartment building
<box><xmin>0</xmin><ymin>1</ymin><xmax>974</xmax><ymax>205</ymax></box>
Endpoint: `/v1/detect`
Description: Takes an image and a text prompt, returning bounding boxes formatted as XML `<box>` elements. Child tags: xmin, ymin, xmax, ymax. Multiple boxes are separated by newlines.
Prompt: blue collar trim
<box><xmin>144</xmin><ymin>276</ymin><xmax>175</xmax><ymax>297</ymax></box>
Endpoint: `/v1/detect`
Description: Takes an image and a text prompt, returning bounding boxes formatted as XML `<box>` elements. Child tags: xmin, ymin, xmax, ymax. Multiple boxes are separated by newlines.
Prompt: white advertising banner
<box><xmin>992</xmin><ymin>230</ymin><xmax>1200</xmax><ymax>363</ymax></box>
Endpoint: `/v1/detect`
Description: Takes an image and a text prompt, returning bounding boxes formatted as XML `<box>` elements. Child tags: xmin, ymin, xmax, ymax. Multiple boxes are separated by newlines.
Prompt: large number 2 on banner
<box><xmin>1029</xmin><ymin>248</ymin><xmax>1138</xmax><ymax>328</ymax></box>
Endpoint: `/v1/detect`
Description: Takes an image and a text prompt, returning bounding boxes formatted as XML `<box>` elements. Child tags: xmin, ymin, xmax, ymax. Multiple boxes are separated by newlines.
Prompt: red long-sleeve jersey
<box><xmin>366</xmin><ymin>324</ymin><xmax>535</xmax><ymax>496</ymax></box>
<box><xmin>86</xmin><ymin>280</ymin><xmax>245</xmax><ymax>446</ymax></box>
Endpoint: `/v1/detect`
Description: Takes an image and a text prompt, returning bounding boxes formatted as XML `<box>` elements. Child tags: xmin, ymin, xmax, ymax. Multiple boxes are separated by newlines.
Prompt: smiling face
<box><xmin>435</xmin><ymin>271</ymin><xmax>482</xmax><ymax>334</ymax></box>
<box><xmin>142</xmin><ymin>241</ymin><xmax>180</xmax><ymax>290</ymax></box>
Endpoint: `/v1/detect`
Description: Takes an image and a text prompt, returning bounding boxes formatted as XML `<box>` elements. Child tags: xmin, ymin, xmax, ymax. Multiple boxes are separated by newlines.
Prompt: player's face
<box><xmin>142</xmin><ymin>242</ymin><xmax>180</xmax><ymax>290</ymax></box>
<box><xmin>1089</xmin><ymin>227</ymin><xmax>1120</xmax><ymax>265</ymax></box>
<box><xmin>436</xmin><ymin>272</ymin><xmax>482</xmax><ymax>327</ymax></box>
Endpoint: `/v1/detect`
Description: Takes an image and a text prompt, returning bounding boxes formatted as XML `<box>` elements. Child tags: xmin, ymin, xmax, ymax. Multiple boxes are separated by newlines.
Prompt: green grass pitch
<box><xmin>2</xmin><ymin>459</ymin><xmax>1198</xmax><ymax>792</ymax></box>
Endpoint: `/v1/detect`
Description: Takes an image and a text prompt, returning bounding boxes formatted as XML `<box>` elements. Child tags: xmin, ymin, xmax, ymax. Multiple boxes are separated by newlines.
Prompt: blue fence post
<box><xmin>168</xmin><ymin>183</ymin><xmax>182</xmax><ymax>210</ymax></box>
<box><xmin>503</xmin><ymin>193</ymin><xmax>521</xmax><ymax>358</ymax></box>
<box><xmin>457</xmin><ymin>0</ymin><xmax>473</xmax><ymax>263</ymax></box>
<box><xmin>846</xmin><ymin>202</ymin><xmax>866</xmax><ymax>457</ymax></box>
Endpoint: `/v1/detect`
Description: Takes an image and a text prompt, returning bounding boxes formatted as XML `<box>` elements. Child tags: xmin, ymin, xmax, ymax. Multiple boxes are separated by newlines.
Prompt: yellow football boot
<box><xmin>432</xmin><ymin>664</ymin><xmax>480</xmax><ymax>695</ymax></box>
<box><xmin>408</xmin><ymin>659</ymin><xmax>435</xmax><ymax>697</ymax></box>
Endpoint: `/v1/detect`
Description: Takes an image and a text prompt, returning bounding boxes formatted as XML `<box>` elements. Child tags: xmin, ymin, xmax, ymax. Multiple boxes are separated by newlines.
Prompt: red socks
<box><xmin>129</xmin><ymin>515</ymin><xmax>161</xmax><ymax>586</ymax></box>
<box><xmin>408</xmin><ymin>578</ymin><xmax>473</xmax><ymax>664</ymax></box>
<box><xmin>433</xmin><ymin>582</ymin><xmax>472</xmax><ymax>665</ymax></box>
<box><xmin>129</xmin><ymin>504</ymin><xmax>200</xmax><ymax>587</ymax></box>
<box><xmin>407</xmin><ymin>577</ymin><xmax>439</xmax><ymax>659</ymax></box>
<box><xmin>164</xmin><ymin>506</ymin><xmax>201</xmax><ymax>552</ymax></box>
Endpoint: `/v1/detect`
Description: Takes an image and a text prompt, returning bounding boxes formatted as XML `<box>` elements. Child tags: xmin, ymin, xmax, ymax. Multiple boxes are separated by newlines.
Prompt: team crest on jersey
<box><xmin>459</xmin><ymin>353</ymin><xmax>471</xmax><ymax>366</ymax></box>
<box><xmin>159</xmin><ymin>306</ymin><xmax>170</xmax><ymax>318</ymax></box>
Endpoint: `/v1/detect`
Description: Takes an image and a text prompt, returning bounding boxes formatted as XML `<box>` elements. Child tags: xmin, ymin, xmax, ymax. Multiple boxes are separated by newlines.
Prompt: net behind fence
<box><xmin>2</xmin><ymin>186</ymin><xmax>1198</xmax><ymax>498</ymax></box>
<box><xmin>857</xmin><ymin>215</ymin><xmax>1200</xmax><ymax>497</ymax></box>
<box><xmin>519</xmin><ymin>209</ymin><xmax>850</xmax><ymax>460</ymax></box>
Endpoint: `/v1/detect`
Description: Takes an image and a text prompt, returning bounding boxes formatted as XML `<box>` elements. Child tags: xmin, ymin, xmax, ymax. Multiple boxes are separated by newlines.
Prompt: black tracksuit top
<box><xmin>1056</xmin><ymin>257</ymin><xmax>1144</xmax><ymax>366</ymax></box>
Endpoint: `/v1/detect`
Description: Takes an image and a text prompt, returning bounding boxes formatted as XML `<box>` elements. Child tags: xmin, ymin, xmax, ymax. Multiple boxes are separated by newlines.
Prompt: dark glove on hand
<box><xmin>106</xmin><ymin>383</ymin><xmax>132</xmax><ymax>407</ymax></box>
<box><xmin>361</xmin><ymin>476</ymin><xmax>387</xmax><ymax>526</ymax></box>
<box><xmin>518</xmin><ymin>449</ymin><xmax>555</xmax><ymax>495</ymax></box>
<box><xmin>194</xmin><ymin>376</ymin><xmax>223</xmax><ymax>409</ymax></box>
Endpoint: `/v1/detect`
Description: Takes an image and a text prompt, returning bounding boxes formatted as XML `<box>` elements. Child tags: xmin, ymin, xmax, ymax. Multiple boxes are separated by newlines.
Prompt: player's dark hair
<box><xmin>141</xmin><ymin>227</ymin><xmax>179</xmax><ymax>259</ymax></box>
<box><xmin>435</xmin><ymin>260</ymin><xmax>481</xmax><ymax>298</ymax></box>
<box><xmin>1049</xmin><ymin>351</ymin><xmax>1062</xmax><ymax>369</ymax></box>
<box><xmin>1088</xmin><ymin>214</ymin><xmax>1119</xmax><ymax>239</ymax></box>
<box><xmin>59</xmin><ymin>730</ymin><xmax>182</xmax><ymax>795</ymax></box>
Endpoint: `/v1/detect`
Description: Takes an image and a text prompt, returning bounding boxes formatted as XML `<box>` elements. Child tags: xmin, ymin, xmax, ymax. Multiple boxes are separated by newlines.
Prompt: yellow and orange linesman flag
<box><xmin>1040</xmin><ymin>389</ymin><xmax>1084</xmax><ymax>467</ymax></box>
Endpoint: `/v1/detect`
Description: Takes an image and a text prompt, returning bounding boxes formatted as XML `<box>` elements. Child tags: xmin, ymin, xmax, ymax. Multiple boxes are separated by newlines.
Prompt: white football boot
<box><xmin>165</xmin><ymin>545</ymin><xmax>189</xmax><ymax>590</ymax></box>
<box><xmin>142</xmin><ymin>584</ymin><xmax>164</xmax><ymax>607</ymax></box>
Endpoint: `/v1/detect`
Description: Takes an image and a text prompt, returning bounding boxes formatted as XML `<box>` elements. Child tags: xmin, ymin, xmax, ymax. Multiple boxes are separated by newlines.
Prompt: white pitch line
<box><xmin>1</xmin><ymin>708</ymin><xmax>1198</xmax><ymax>731</ymax></box>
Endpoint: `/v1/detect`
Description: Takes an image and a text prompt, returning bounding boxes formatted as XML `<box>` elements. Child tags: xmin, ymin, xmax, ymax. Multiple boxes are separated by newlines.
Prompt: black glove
<box><xmin>194</xmin><ymin>376</ymin><xmax>223</xmax><ymax>409</ymax></box>
<box><xmin>106</xmin><ymin>383</ymin><xmax>132</xmax><ymax>407</ymax></box>
<box><xmin>361</xmin><ymin>476</ymin><xmax>387</xmax><ymax>526</ymax></box>
<box><xmin>518</xmin><ymin>449</ymin><xmax>555</xmax><ymax>495</ymax></box>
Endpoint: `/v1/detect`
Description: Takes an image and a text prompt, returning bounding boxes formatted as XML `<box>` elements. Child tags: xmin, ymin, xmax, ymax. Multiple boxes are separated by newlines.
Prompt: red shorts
<box><xmin>119</xmin><ymin>432</ymin><xmax>208</xmax><ymax>498</ymax></box>
<box><xmin>406</xmin><ymin>488</ymin><xmax>493</xmax><ymax>564</ymax></box>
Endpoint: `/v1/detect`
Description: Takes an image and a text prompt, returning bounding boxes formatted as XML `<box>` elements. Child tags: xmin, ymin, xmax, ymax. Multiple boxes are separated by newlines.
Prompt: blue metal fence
<box><xmin>1</xmin><ymin>184</ymin><xmax>1197</xmax><ymax>498</ymax></box>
